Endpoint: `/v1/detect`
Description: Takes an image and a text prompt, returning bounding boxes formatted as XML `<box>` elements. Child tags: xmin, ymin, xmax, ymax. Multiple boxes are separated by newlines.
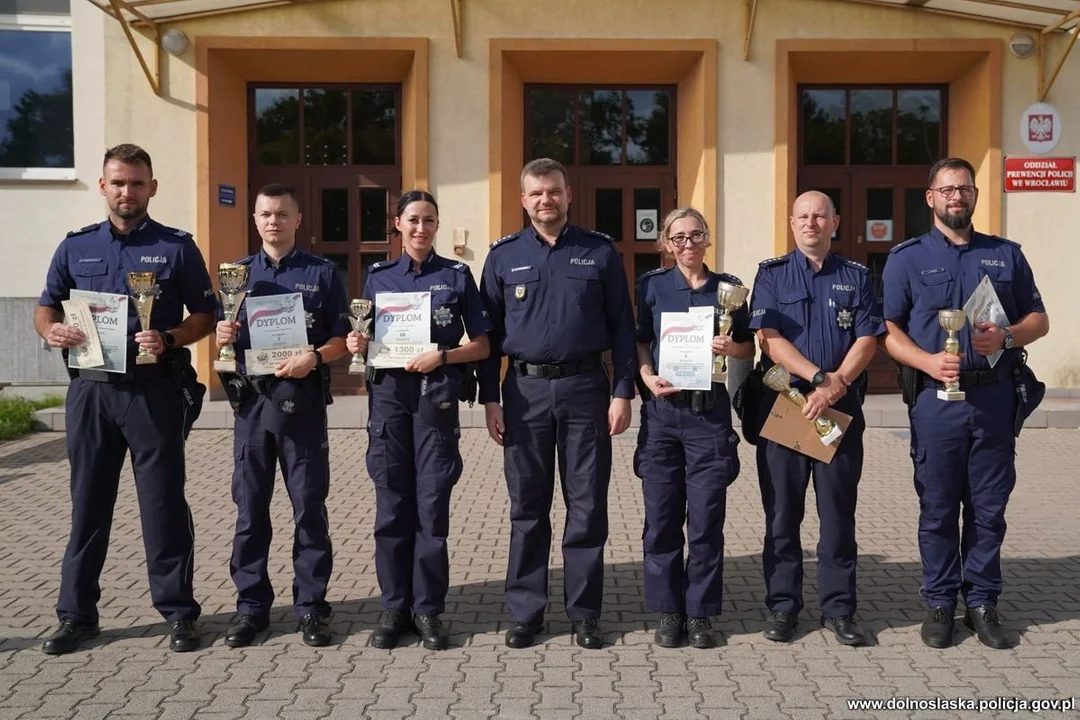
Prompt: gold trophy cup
<box><xmin>214</xmin><ymin>263</ymin><xmax>250</xmax><ymax>373</ymax></box>
<box><xmin>763</xmin><ymin>364</ymin><xmax>844</xmax><ymax>445</ymax></box>
<box><xmin>126</xmin><ymin>271</ymin><xmax>158</xmax><ymax>364</ymax></box>
<box><xmin>712</xmin><ymin>280</ymin><xmax>750</xmax><ymax>383</ymax></box>
<box><xmin>348</xmin><ymin>298</ymin><xmax>374</xmax><ymax>375</ymax></box>
<box><xmin>937</xmin><ymin>308</ymin><xmax>967</xmax><ymax>401</ymax></box>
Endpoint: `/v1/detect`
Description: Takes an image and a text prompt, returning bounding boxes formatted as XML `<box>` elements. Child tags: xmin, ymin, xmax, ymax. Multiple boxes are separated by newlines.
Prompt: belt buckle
<box><xmin>546</xmin><ymin>364</ymin><xmax>564</xmax><ymax>379</ymax></box>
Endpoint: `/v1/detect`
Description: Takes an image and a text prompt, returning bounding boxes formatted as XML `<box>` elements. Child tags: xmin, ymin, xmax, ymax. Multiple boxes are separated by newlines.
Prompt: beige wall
<box><xmin>0</xmin><ymin>0</ymin><xmax>106</xmax><ymax>298</ymax></box>
<box><xmin>43</xmin><ymin>0</ymin><xmax>1080</xmax><ymax>385</ymax></box>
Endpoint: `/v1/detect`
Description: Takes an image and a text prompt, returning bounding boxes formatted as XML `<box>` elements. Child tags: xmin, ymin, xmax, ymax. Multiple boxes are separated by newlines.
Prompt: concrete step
<box><xmin>32</xmin><ymin>393</ymin><xmax>1080</xmax><ymax>432</ymax></box>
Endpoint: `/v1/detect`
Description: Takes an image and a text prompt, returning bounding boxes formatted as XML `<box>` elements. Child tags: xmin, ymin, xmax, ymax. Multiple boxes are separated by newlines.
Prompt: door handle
<box><xmin>857</xmin><ymin>235</ymin><xmax>863</xmax><ymax>244</ymax></box>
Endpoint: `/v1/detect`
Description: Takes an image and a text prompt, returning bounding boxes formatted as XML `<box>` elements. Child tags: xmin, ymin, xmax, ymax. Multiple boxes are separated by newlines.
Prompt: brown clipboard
<box><xmin>759</xmin><ymin>395</ymin><xmax>854</xmax><ymax>463</ymax></box>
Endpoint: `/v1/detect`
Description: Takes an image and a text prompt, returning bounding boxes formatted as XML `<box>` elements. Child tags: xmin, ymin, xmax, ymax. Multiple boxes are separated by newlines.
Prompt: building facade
<box><xmin>1</xmin><ymin>0</ymin><xmax>1077</xmax><ymax>396</ymax></box>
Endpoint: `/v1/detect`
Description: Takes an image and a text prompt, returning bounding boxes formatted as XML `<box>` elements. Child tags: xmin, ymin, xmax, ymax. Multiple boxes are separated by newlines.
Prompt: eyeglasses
<box><xmin>668</xmin><ymin>231</ymin><xmax>708</xmax><ymax>247</ymax></box>
<box><xmin>930</xmin><ymin>185</ymin><xmax>977</xmax><ymax>199</ymax></box>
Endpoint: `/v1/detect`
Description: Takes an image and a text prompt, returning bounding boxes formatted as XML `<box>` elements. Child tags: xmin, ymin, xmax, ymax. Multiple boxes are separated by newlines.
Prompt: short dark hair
<box><xmin>103</xmin><ymin>143</ymin><xmax>153</xmax><ymax>176</ymax></box>
<box><xmin>255</xmin><ymin>183</ymin><xmax>300</xmax><ymax>210</ymax></box>
<box><xmin>395</xmin><ymin>189</ymin><xmax>439</xmax><ymax>218</ymax></box>
<box><xmin>521</xmin><ymin>158</ymin><xmax>569</xmax><ymax>190</ymax></box>
<box><xmin>928</xmin><ymin>157</ymin><xmax>976</xmax><ymax>188</ymax></box>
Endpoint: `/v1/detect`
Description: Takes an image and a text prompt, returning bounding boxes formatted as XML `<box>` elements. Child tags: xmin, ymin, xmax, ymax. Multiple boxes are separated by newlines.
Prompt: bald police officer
<box><xmin>479</xmin><ymin>158</ymin><xmax>636</xmax><ymax>650</ymax></box>
<box><xmin>36</xmin><ymin>144</ymin><xmax>217</xmax><ymax>654</ymax></box>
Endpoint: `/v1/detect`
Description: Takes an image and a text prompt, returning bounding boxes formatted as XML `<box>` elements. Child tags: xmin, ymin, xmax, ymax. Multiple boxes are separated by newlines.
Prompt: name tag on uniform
<box><xmin>245</xmin><ymin>293</ymin><xmax>312</xmax><ymax>375</ymax></box>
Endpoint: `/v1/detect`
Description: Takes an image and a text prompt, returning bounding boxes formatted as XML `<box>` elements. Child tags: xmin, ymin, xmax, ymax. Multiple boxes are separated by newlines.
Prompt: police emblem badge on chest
<box><xmin>514</xmin><ymin>284</ymin><xmax>526</xmax><ymax>300</ymax></box>
<box><xmin>305</xmin><ymin>311</ymin><xmax>314</xmax><ymax>329</ymax></box>
<box><xmin>434</xmin><ymin>305</ymin><xmax>453</xmax><ymax>327</ymax></box>
<box><xmin>837</xmin><ymin>308</ymin><xmax>853</xmax><ymax>329</ymax></box>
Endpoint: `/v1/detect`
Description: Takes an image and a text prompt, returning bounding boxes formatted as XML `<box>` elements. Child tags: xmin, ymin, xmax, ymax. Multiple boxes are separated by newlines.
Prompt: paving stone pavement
<box><xmin>1</xmin><ymin>427</ymin><xmax>1079</xmax><ymax>720</ymax></box>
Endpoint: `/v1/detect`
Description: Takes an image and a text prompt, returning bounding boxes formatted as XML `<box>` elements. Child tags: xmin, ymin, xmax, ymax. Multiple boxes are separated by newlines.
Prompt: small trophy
<box><xmin>126</xmin><ymin>271</ymin><xmax>158</xmax><ymax>364</ymax></box>
<box><xmin>348</xmin><ymin>298</ymin><xmax>374</xmax><ymax>374</ymax></box>
<box><xmin>763</xmin><ymin>364</ymin><xmax>843</xmax><ymax>445</ymax></box>
<box><xmin>712</xmin><ymin>280</ymin><xmax>750</xmax><ymax>383</ymax></box>
<box><xmin>937</xmin><ymin>308</ymin><xmax>967</xmax><ymax>401</ymax></box>
<box><xmin>214</xmin><ymin>263</ymin><xmax>250</xmax><ymax>373</ymax></box>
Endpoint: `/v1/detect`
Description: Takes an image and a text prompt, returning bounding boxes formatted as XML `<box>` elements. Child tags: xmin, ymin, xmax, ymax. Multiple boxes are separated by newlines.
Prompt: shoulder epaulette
<box><xmin>369</xmin><ymin>258</ymin><xmax>396</xmax><ymax>273</ymax></box>
<box><xmin>890</xmin><ymin>237</ymin><xmax>920</xmax><ymax>254</ymax></box>
<box><xmin>717</xmin><ymin>271</ymin><xmax>743</xmax><ymax>286</ymax></box>
<box><xmin>582</xmin><ymin>228</ymin><xmax>615</xmax><ymax>243</ymax></box>
<box><xmin>307</xmin><ymin>252</ymin><xmax>338</xmax><ymax>267</ymax></box>
<box><xmin>640</xmin><ymin>267</ymin><xmax>670</xmax><ymax>281</ymax></box>
<box><xmin>156</xmin><ymin>222</ymin><xmax>192</xmax><ymax>240</ymax></box>
<box><xmin>489</xmin><ymin>232</ymin><xmax>520</xmax><ymax>249</ymax></box>
<box><xmin>65</xmin><ymin>223</ymin><xmax>101</xmax><ymax>238</ymax></box>
<box><xmin>433</xmin><ymin>255</ymin><xmax>469</xmax><ymax>273</ymax></box>
<box><xmin>235</xmin><ymin>255</ymin><xmax>255</xmax><ymax>266</ymax></box>
<box><xmin>758</xmin><ymin>255</ymin><xmax>788</xmax><ymax>268</ymax></box>
<box><xmin>838</xmin><ymin>257</ymin><xmax>869</xmax><ymax>273</ymax></box>
<box><xmin>992</xmin><ymin>235</ymin><xmax>1022</xmax><ymax>248</ymax></box>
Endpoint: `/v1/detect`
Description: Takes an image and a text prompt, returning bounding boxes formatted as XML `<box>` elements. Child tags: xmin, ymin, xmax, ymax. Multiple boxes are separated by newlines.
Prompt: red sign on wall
<box><xmin>1004</xmin><ymin>156</ymin><xmax>1075</xmax><ymax>192</ymax></box>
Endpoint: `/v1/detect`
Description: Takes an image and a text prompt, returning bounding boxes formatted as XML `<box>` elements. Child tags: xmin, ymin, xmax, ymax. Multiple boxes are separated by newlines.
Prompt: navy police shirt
<box><xmin>478</xmin><ymin>224</ymin><xmax>636</xmax><ymax>402</ymax></box>
<box><xmin>40</xmin><ymin>217</ymin><xmax>217</xmax><ymax>362</ymax></box>
<box><xmin>363</xmin><ymin>250</ymin><xmax>492</xmax><ymax>350</ymax></box>
<box><xmin>229</xmin><ymin>246</ymin><xmax>350</xmax><ymax>372</ymax></box>
<box><xmin>881</xmin><ymin>226</ymin><xmax>1044</xmax><ymax>370</ymax></box>
<box><xmin>636</xmin><ymin>266</ymin><xmax>752</xmax><ymax>372</ymax></box>
<box><xmin>749</xmin><ymin>249</ymin><xmax>884</xmax><ymax>375</ymax></box>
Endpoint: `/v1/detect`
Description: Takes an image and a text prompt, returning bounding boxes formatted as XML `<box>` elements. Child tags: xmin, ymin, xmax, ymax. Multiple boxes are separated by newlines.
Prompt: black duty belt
<box><xmin>662</xmin><ymin>388</ymin><xmax>716</xmax><ymax>413</ymax></box>
<box><xmin>77</xmin><ymin>364</ymin><xmax>170</xmax><ymax>384</ymax></box>
<box><xmin>923</xmin><ymin>363</ymin><xmax>1013</xmax><ymax>391</ymax></box>
<box><xmin>513</xmin><ymin>355</ymin><xmax>601</xmax><ymax>379</ymax></box>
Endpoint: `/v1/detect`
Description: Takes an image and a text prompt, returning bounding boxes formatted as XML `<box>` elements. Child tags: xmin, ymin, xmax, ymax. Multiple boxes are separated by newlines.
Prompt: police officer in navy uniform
<box><xmin>882</xmin><ymin>158</ymin><xmax>1049</xmax><ymax>650</ymax></box>
<box><xmin>634</xmin><ymin>207</ymin><xmax>753</xmax><ymax>649</ymax></box>
<box><xmin>35</xmin><ymin>144</ymin><xmax>217</xmax><ymax>654</ymax></box>
<box><xmin>749</xmin><ymin>190</ymin><xmax>883</xmax><ymax>647</ymax></box>
<box><xmin>214</xmin><ymin>184</ymin><xmax>349</xmax><ymax>648</ymax></box>
<box><xmin>479</xmin><ymin>158</ymin><xmax>636</xmax><ymax>650</ymax></box>
<box><xmin>348</xmin><ymin>190</ymin><xmax>491</xmax><ymax>651</ymax></box>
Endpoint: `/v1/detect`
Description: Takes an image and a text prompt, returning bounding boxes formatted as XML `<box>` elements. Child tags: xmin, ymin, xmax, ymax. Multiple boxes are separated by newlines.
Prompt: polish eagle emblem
<box><xmin>1028</xmin><ymin>114</ymin><xmax>1054</xmax><ymax>143</ymax></box>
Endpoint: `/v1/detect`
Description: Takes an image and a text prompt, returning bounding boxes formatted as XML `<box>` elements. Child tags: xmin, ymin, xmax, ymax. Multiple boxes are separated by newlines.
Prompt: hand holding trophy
<box><xmin>214</xmin><ymin>263</ymin><xmax>250</xmax><ymax>372</ymax></box>
<box><xmin>348</xmin><ymin>298</ymin><xmax>374</xmax><ymax>375</ymax></box>
<box><xmin>763</xmin><ymin>364</ymin><xmax>843</xmax><ymax>445</ymax></box>
<box><xmin>937</xmin><ymin>308</ymin><xmax>967</xmax><ymax>401</ymax></box>
<box><xmin>712</xmin><ymin>280</ymin><xmax>749</xmax><ymax>383</ymax></box>
<box><xmin>126</xmin><ymin>271</ymin><xmax>158</xmax><ymax>364</ymax></box>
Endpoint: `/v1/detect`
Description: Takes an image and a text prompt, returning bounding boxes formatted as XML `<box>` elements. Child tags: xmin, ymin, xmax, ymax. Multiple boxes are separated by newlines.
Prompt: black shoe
<box><xmin>415</xmin><ymin>614</ymin><xmax>449</xmax><ymax>651</ymax></box>
<box><xmin>224</xmin><ymin>615</ymin><xmax>268</xmax><ymax>648</ymax></box>
<box><xmin>822</xmin><ymin>615</ymin><xmax>867</xmax><ymax>646</ymax></box>
<box><xmin>964</xmin><ymin>606</ymin><xmax>1013</xmax><ymax>650</ymax></box>
<box><xmin>686</xmin><ymin>616</ymin><xmax>716</xmax><ymax>649</ymax></box>
<box><xmin>571</xmin><ymin>618</ymin><xmax>603</xmax><ymax>649</ymax></box>
<box><xmin>42</xmin><ymin>619</ymin><xmax>100</xmax><ymax>655</ymax></box>
<box><xmin>762</xmin><ymin>611</ymin><xmax>798</xmax><ymax>642</ymax></box>
<box><xmin>921</xmin><ymin>606</ymin><xmax>954</xmax><ymax>649</ymax></box>
<box><xmin>169</xmin><ymin>620</ymin><xmax>200</xmax><ymax>653</ymax></box>
<box><xmin>504</xmin><ymin>619</ymin><xmax>544</xmax><ymax>649</ymax></box>
<box><xmin>298</xmin><ymin>613</ymin><xmax>331</xmax><ymax>647</ymax></box>
<box><xmin>653</xmin><ymin>613</ymin><xmax>685</xmax><ymax>648</ymax></box>
<box><xmin>371</xmin><ymin>610</ymin><xmax>416</xmax><ymax>649</ymax></box>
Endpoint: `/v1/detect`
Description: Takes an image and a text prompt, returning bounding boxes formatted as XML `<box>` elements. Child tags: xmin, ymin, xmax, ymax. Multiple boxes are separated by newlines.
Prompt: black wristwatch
<box><xmin>440</xmin><ymin>349</ymin><xmax>448</xmax><ymax>366</ymax></box>
<box><xmin>312</xmin><ymin>348</ymin><xmax>324</xmax><ymax>368</ymax></box>
<box><xmin>162</xmin><ymin>331</ymin><xmax>177</xmax><ymax>350</ymax></box>
<box><xmin>811</xmin><ymin>370</ymin><xmax>826</xmax><ymax>388</ymax></box>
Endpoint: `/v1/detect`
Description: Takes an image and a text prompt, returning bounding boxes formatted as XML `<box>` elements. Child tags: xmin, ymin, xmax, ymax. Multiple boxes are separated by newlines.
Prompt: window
<box><xmin>0</xmin><ymin>4</ymin><xmax>74</xmax><ymax>180</ymax></box>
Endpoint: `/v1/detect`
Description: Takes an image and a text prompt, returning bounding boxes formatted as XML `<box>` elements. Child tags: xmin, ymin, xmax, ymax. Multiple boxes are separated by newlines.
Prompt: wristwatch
<box><xmin>312</xmin><ymin>348</ymin><xmax>324</xmax><ymax>368</ymax></box>
<box><xmin>811</xmin><ymin>370</ymin><xmax>827</xmax><ymax>388</ymax></box>
<box><xmin>162</xmin><ymin>331</ymin><xmax>177</xmax><ymax>350</ymax></box>
<box><xmin>1003</xmin><ymin>327</ymin><xmax>1015</xmax><ymax>350</ymax></box>
<box><xmin>440</xmin><ymin>349</ymin><xmax>448</xmax><ymax>366</ymax></box>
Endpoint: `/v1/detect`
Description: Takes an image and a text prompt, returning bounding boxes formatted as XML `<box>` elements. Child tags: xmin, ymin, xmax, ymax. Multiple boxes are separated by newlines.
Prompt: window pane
<box><xmin>626</xmin><ymin>89</ymin><xmax>669</xmax><ymax>166</ymax></box>
<box><xmin>904</xmin><ymin>187</ymin><xmax>932</xmax><ymax>238</ymax></box>
<box><xmin>594</xmin><ymin>188</ymin><xmax>623</xmax><ymax>241</ymax></box>
<box><xmin>801</xmin><ymin>89</ymin><xmax>845</xmax><ymax>165</ymax></box>
<box><xmin>360</xmin><ymin>252</ymin><xmax>388</xmax><ymax>292</ymax></box>
<box><xmin>304</xmin><ymin>88</ymin><xmax>347</xmax><ymax>165</ymax></box>
<box><xmin>0</xmin><ymin>0</ymin><xmax>69</xmax><ymax>13</ymax></box>
<box><xmin>634</xmin><ymin>253</ymin><xmax>663</xmax><ymax>286</ymax></box>
<box><xmin>321</xmin><ymin>188</ymin><xmax>349</xmax><ymax>243</ymax></box>
<box><xmin>254</xmin><ymin>88</ymin><xmax>299</xmax><ymax>165</ymax></box>
<box><xmin>528</xmin><ymin>87</ymin><xmax>575</xmax><ymax>166</ymax></box>
<box><xmin>360</xmin><ymin>188</ymin><xmax>388</xmax><ymax>242</ymax></box>
<box><xmin>850</xmin><ymin>89</ymin><xmax>893</xmax><ymax>165</ymax></box>
<box><xmin>579</xmin><ymin>89</ymin><xmax>622</xmax><ymax>165</ymax></box>
<box><xmin>352</xmin><ymin>88</ymin><xmax>397</xmax><ymax>165</ymax></box>
<box><xmin>0</xmin><ymin>30</ymin><xmax>73</xmax><ymax>168</ymax></box>
<box><xmin>323</xmin><ymin>253</ymin><xmax>350</xmax><ymax>296</ymax></box>
<box><xmin>633</xmin><ymin>188</ymin><xmax>661</xmax><ymax>243</ymax></box>
<box><xmin>865</xmin><ymin>187</ymin><xmax>893</xmax><ymax>243</ymax></box>
<box><xmin>897</xmin><ymin>89</ymin><xmax>941</xmax><ymax>165</ymax></box>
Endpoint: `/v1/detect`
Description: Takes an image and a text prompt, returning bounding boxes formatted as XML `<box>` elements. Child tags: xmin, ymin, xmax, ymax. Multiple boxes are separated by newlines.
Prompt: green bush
<box><xmin>0</xmin><ymin>395</ymin><xmax>65</xmax><ymax>442</ymax></box>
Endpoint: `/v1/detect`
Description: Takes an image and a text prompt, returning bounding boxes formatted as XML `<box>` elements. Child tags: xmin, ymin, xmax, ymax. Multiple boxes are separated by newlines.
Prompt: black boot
<box><xmin>686</xmin><ymin>617</ymin><xmax>716</xmax><ymax>649</ymax></box>
<box><xmin>762</xmin><ymin>611</ymin><xmax>798</xmax><ymax>642</ymax></box>
<box><xmin>298</xmin><ymin>613</ymin><xmax>332</xmax><ymax>647</ymax></box>
<box><xmin>653</xmin><ymin>613</ymin><xmax>685</xmax><ymax>648</ymax></box>
<box><xmin>965</xmin><ymin>606</ymin><xmax>1013</xmax><ymax>649</ymax></box>
<box><xmin>371</xmin><ymin>610</ymin><xmax>416</xmax><ymax>649</ymax></box>
<box><xmin>169</xmin><ymin>620</ymin><xmax>200</xmax><ymax>653</ymax></box>
<box><xmin>42</xmin><ymin>619</ymin><xmax>99</xmax><ymax>655</ymax></box>
<box><xmin>415</xmin><ymin>614</ymin><xmax>449</xmax><ymax>651</ymax></box>
<box><xmin>571</xmin><ymin>618</ymin><xmax>603</xmax><ymax>649</ymax></box>
<box><xmin>504</xmin><ymin>619</ymin><xmax>544</xmax><ymax>649</ymax></box>
<box><xmin>822</xmin><ymin>615</ymin><xmax>867</xmax><ymax>646</ymax></box>
<box><xmin>225</xmin><ymin>615</ymin><xmax>268</xmax><ymax>648</ymax></box>
<box><xmin>921</xmin><ymin>606</ymin><xmax>954</xmax><ymax>649</ymax></box>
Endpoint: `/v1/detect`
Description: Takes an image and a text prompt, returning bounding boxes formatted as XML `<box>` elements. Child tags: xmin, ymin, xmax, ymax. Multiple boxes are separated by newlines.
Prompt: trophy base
<box><xmin>348</xmin><ymin>363</ymin><xmax>367</xmax><ymax>375</ymax></box>
<box><xmin>819</xmin><ymin>425</ymin><xmax>844</xmax><ymax>446</ymax></box>
<box><xmin>711</xmin><ymin>371</ymin><xmax>728</xmax><ymax>384</ymax></box>
<box><xmin>214</xmin><ymin>359</ymin><xmax>238</xmax><ymax>373</ymax></box>
<box><xmin>136</xmin><ymin>354</ymin><xmax>158</xmax><ymax>365</ymax></box>
<box><xmin>937</xmin><ymin>389</ymin><xmax>966</xmax><ymax>402</ymax></box>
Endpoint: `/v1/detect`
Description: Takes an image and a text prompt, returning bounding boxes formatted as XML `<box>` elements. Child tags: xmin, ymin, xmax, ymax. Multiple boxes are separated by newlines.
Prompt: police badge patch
<box><xmin>305</xmin><ymin>311</ymin><xmax>314</xmax><ymax>329</ymax></box>
<box><xmin>837</xmin><ymin>308</ymin><xmax>853</xmax><ymax>329</ymax></box>
<box><xmin>515</xmin><ymin>285</ymin><xmax>526</xmax><ymax>300</ymax></box>
<box><xmin>434</xmin><ymin>305</ymin><xmax>453</xmax><ymax>327</ymax></box>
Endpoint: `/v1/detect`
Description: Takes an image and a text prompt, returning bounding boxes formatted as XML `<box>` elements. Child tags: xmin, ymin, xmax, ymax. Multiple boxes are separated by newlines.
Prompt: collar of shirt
<box><xmin>670</xmin><ymin>265</ymin><xmax>714</xmax><ymax>292</ymax></box>
<box><xmin>259</xmin><ymin>245</ymin><xmax>300</xmax><ymax>270</ymax></box>
<box><xmin>794</xmin><ymin>247</ymin><xmax>836</xmax><ymax>276</ymax></box>
<box><xmin>396</xmin><ymin>250</ymin><xmax>439</xmax><ymax>275</ymax></box>
<box><xmin>525</xmin><ymin>223</ymin><xmax>570</xmax><ymax>247</ymax></box>
<box><xmin>927</xmin><ymin>224</ymin><xmax>991</xmax><ymax>252</ymax></box>
<box><xmin>107</xmin><ymin>217</ymin><xmax>151</xmax><ymax>243</ymax></box>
